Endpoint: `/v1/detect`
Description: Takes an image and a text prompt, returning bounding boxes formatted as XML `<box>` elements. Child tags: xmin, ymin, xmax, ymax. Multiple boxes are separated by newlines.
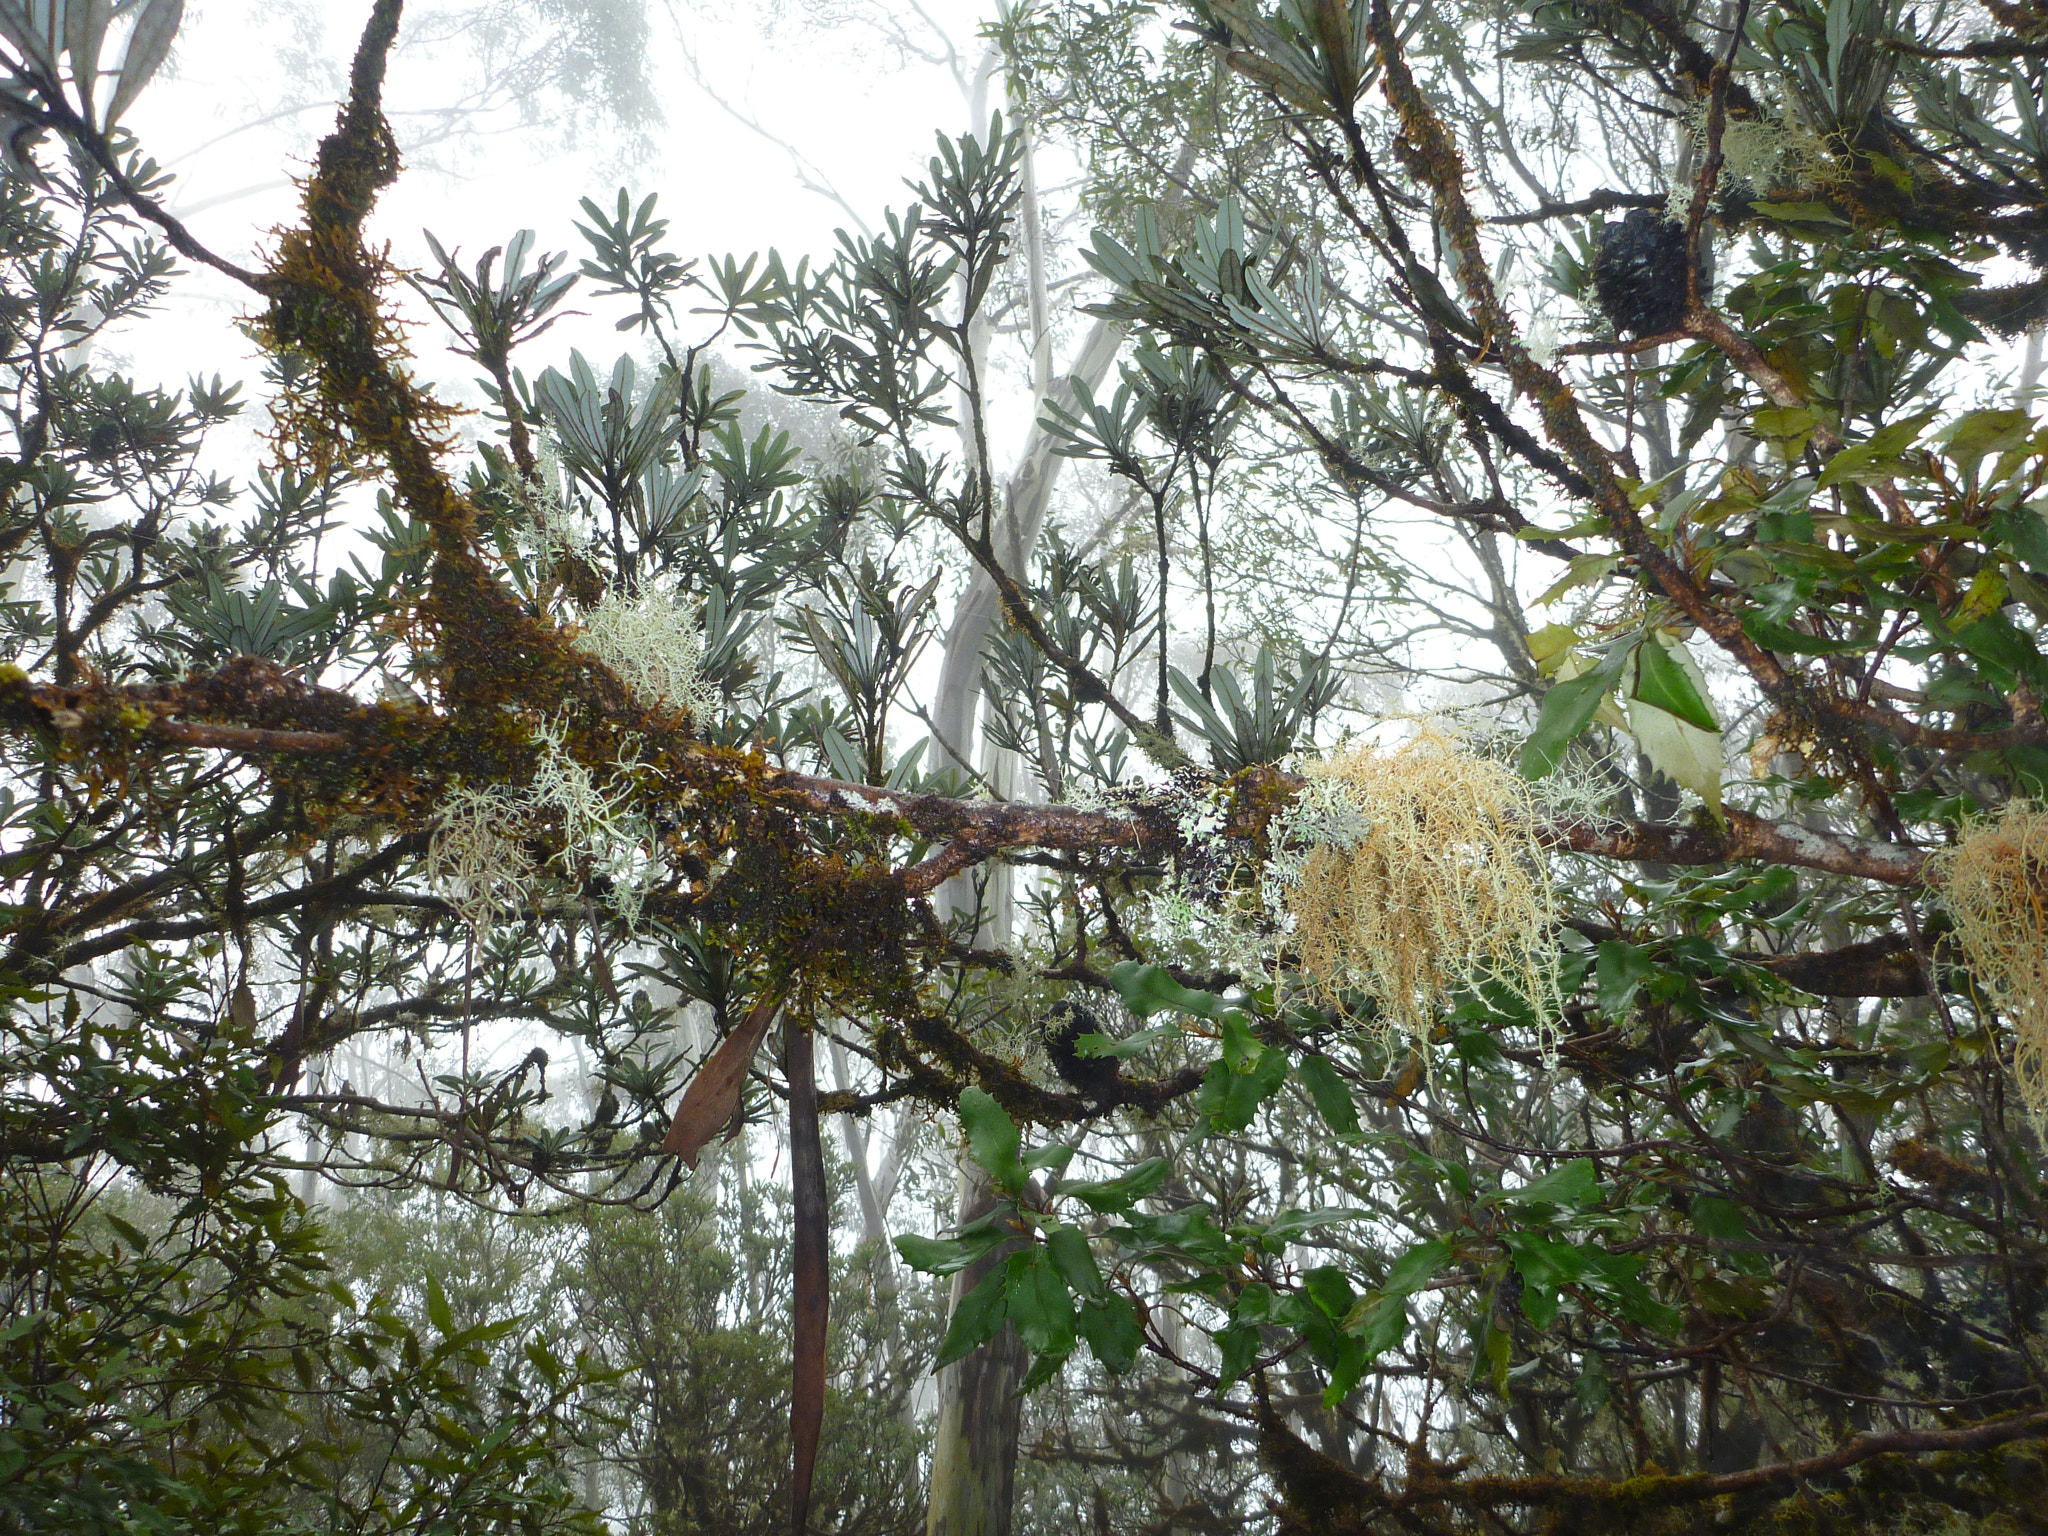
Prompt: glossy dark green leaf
<box><xmin>1044</xmin><ymin>1225</ymin><xmax>1107</xmax><ymax>1304</ymax></box>
<box><xmin>1078</xmin><ymin>1297</ymin><xmax>1146</xmax><ymax>1374</ymax></box>
<box><xmin>1595</xmin><ymin>940</ymin><xmax>1653</xmax><ymax>1019</ymax></box>
<box><xmin>958</xmin><ymin>1086</ymin><xmax>1025</xmax><ymax>1195</ymax></box>
<box><xmin>1214</xmin><ymin>1321</ymin><xmax>1260</xmax><ymax>1387</ymax></box>
<box><xmin>1629</xmin><ymin>633</ymin><xmax>1719</xmax><ymax>732</ymax></box>
<box><xmin>894</xmin><ymin>1226</ymin><xmax>1008</xmax><ymax>1276</ymax></box>
<box><xmin>933</xmin><ymin>1264</ymin><xmax>1009</xmax><ymax>1370</ymax></box>
<box><xmin>1296</xmin><ymin>1052</ymin><xmax>1361</xmax><ymax>1136</ymax></box>
<box><xmin>1006</xmin><ymin>1250</ymin><xmax>1076</xmax><ymax>1358</ymax></box>
<box><xmin>1063</xmin><ymin>1156</ymin><xmax>1171</xmax><ymax>1214</ymax></box>
<box><xmin>1109</xmin><ymin>960</ymin><xmax>1222</xmax><ymax>1018</ymax></box>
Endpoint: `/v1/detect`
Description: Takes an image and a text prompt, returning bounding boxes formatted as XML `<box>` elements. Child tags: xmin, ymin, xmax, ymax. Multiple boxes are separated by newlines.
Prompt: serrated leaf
<box><xmin>959</xmin><ymin>1086</ymin><xmax>1025</xmax><ymax>1195</ymax></box>
<box><xmin>1108</xmin><ymin>960</ymin><xmax>1222</xmax><ymax>1018</ymax></box>
<box><xmin>1380</xmin><ymin>1238</ymin><xmax>1452</xmax><ymax>1297</ymax></box>
<box><xmin>1045</xmin><ymin>1226</ymin><xmax>1107</xmax><ymax>1304</ymax></box>
<box><xmin>1006</xmin><ymin>1250</ymin><xmax>1076</xmax><ymax>1357</ymax></box>
<box><xmin>1077</xmin><ymin>1296</ymin><xmax>1144</xmax><ymax>1374</ymax></box>
<box><xmin>1535</xmin><ymin>552</ymin><xmax>1619</xmax><ymax>607</ymax></box>
<box><xmin>1595</xmin><ymin>939</ymin><xmax>1652</xmax><ymax>1018</ymax></box>
<box><xmin>1063</xmin><ymin>1156</ymin><xmax>1171</xmax><ymax>1215</ymax></box>
<box><xmin>1213</xmin><ymin>1320</ymin><xmax>1260</xmax><ymax>1386</ymax></box>
<box><xmin>1520</xmin><ymin>642</ymin><xmax>1629</xmax><ymax>780</ymax></box>
<box><xmin>933</xmin><ymin>1264</ymin><xmax>1009</xmax><ymax>1369</ymax></box>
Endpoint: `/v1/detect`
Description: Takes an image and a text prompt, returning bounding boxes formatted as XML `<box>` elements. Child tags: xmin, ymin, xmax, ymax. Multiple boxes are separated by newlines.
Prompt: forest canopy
<box><xmin>4</xmin><ymin>0</ymin><xmax>2048</xmax><ymax>1532</ymax></box>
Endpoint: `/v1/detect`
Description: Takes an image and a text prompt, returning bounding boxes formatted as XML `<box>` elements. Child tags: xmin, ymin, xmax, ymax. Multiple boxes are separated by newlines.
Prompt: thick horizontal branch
<box><xmin>1547</xmin><ymin>808</ymin><xmax>1927</xmax><ymax>886</ymax></box>
<box><xmin>6</xmin><ymin>666</ymin><xmax>1932</xmax><ymax>888</ymax></box>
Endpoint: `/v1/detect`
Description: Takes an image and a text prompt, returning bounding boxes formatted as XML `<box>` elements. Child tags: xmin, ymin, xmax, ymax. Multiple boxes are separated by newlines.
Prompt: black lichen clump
<box><xmin>1045</xmin><ymin>1001</ymin><xmax>1123</xmax><ymax>1104</ymax></box>
<box><xmin>1590</xmin><ymin>209</ymin><xmax>1691</xmax><ymax>337</ymax></box>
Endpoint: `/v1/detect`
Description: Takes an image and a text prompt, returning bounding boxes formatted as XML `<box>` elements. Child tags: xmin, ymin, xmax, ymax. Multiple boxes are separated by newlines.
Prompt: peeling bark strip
<box><xmin>657</xmin><ymin>995</ymin><xmax>780</xmax><ymax>1167</ymax></box>
<box><xmin>786</xmin><ymin>1013</ymin><xmax>827</xmax><ymax>1536</ymax></box>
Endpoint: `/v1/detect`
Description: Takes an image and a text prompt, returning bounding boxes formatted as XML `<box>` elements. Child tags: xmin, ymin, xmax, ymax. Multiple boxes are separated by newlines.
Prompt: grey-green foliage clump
<box><xmin>11</xmin><ymin>0</ymin><xmax>2048</xmax><ymax>1533</ymax></box>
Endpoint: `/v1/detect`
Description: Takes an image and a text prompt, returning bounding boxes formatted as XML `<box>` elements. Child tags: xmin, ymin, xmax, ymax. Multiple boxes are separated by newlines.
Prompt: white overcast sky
<box><xmin>113</xmin><ymin>0</ymin><xmax>1002</xmax><ymax>419</ymax></box>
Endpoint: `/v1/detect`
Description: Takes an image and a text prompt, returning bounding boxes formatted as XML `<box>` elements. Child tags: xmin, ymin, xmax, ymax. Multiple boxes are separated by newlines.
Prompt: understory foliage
<box><xmin>5</xmin><ymin>0</ymin><xmax>2048</xmax><ymax>1532</ymax></box>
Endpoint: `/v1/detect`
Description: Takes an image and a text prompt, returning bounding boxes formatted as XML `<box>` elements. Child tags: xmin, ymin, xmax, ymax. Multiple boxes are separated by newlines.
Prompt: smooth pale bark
<box><xmin>924</xmin><ymin>109</ymin><xmax>1103</xmax><ymax>1536</ymax></box>
<box><xmin>925</xmin><ymin>1156</ymin><xmax>1029</xmax><ymax>1536</ymax></box>
<box><xmin>927</xmin><ymin>314</ymin><xmax>1129</xmax><ymax>785</ymax></box>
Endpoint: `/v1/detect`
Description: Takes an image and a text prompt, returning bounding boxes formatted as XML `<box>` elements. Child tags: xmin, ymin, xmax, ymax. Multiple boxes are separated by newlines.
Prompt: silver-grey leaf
<box><xmin>103</xmin><ymin>0</ymin><xmax>176</xmax><ymax>126</ymax></box>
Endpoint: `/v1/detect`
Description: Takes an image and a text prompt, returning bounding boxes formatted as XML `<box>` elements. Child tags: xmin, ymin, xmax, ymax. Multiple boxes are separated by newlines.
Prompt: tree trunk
<box><xmin>925</xmin><ymin>1155</ymin><xmax>1029</xmax><ymax>1536</ymax></box>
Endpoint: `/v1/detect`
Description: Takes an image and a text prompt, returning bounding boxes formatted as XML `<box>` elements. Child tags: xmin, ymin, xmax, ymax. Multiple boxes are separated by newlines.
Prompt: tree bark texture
<box><xmin>925</xmin><ymin>1155</ymin><xmax>1029</xmax><ymax>1536</ymax></box>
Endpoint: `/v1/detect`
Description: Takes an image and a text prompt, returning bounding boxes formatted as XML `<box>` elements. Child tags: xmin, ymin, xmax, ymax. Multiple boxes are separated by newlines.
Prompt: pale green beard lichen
<box><xmin>427</xmin><ymin>716</ymin><xmax>663</xmax><ymax>933</ymax></box>
<box><xmin>1665</xmin><ymin>103</ymin><xmax>1830</xmax><ymax>221</ymax></box>
<box><xmin>572</xmin><ymin>582</ymin><xmax>717</xmax><ymax>725</ymax></box>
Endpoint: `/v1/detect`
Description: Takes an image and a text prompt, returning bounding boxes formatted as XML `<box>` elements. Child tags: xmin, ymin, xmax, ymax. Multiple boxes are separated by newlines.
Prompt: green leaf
<box><xmin>1078</xmin><ymin>1297</ymin><xmax>1146</xmax><ymax>1374</ymax></box>
<box><xmin>1021</xmin><ymin>1142</ymin><xmax>1078</xmax><ymax>1177</ymax></box>
<box><xmin>1214</xmin><ymin>1320</ymin><xmax>1260</xmax><ymax>1387</ymax></box>
<box><xmin>1520</xmin><ymin>642</ymin><xmax>1630</xmax><ymax>780</ymax></box>
<box><xmin>1296</xmin><ymin>1053</ymin><xmax>1361</xmax><ymax>1137</ymax></box>
<box><xmin>425</xmin><ymin>1274</ymin><xmax>455</xmax><ymax>1337</ymax></box>
<box><xmin>1818</xmin><ymin>409</ymin><xmax>1937</xmax><ymax>486</ymax></box>
<box><xmin>1937</xmin><ymin>407</ymin><xmax>2032</xmax><ymax>463</ymax></box>
<box><xmin>1263</xmin><ymin>1207</ymin><xmax>1370</xmax><ymax>1245</ymax></box>
<box><xmin>1749</xmin><ymin>200</ymin><xmax>1850</xmax><ymax>226</ymax></box>
<box><xmin>1074</xmin><ymin>1024</ymin><xmax>1175</xmax><ymax>1059</ymax></box>
<box><xmin>1381</xmin><ymin>1238</ymin><xmax>1453</xmax><ymax>1297</ymax></box>
<box><xmin>1595</xmin><ymin>940</ymin><xmax>1653</xmax><ymax>1018</ymax></box>
<box><xmin>1629</xmin><ymin>632</ymin><xmax>1719</xmax><ymax>732</ymax></box>
<box><xmin>1526</xmin><ymin>622</ymin><xmax>1580</xmax><ymax>671</ymax></box>
<box><xmin>1691</xmin><ymin>1195</ymin><xmax>1750</xmax><ymax>1243</ymax></box>
<box><xmin>1006</xmin><ymin>1250</ymin><xmax>1076</xmax><ymax>1357</ymax></box>
<box><xmin>933</xmin><ymin>1264</ymin><xmax>1009</xmax><ymax>1369</ymax></box>
<box><xmin>1499</xmin><ymin>1157</ymin><xmax>1599</xmax><ymax>1210</ymax></box>
<box><xmin>1063</xmin><ymin>1157</ymin><xmax>1171</xmax><ymax>1215</ymax></box>
<box><xmin>1740</xmin><ymin>612</ymin><xmax>1867</xmax><ymax>654</ymax></box>
<box><xmin>1044</xmin><ymin>1226</ymin><xmax>1107</xmax><ymax>1304</ymax></box>
<box><xmin>959</xmin><ymin>1086</ymin><xmax>1025</xmax><ymax>1195</ymax></box>
<box><xmin>1203</xmin><ymin>1046</ymin><xmax>1290</xmax><ymax>1133</ymax></box>
<box><xmin>1017</xmin><ymin>1347</ymin><xmax>1071</xmax><ymax>1393</ymax></box>
<box><xmin>1348</xmin><ymin>1294</ymin><xmax>1409</xmax><ymax>1358</ymax></box>
<box><xmin>1750</xmin><ymin>405</ymin><xmax>1820</xmax><ymax>458</ymax></box>
<box><xmin>1521</xmin><ymin>1279</ymin><xmax>1561</xmax><ymax>1329</ymax></box>
<box><xmin>1108</xmin><ymin>960</ymin><xmax>1222</xmax><ymax>1019</ymax></box>
<box><xmin>1994</xmin><ymin>500</ymin><xmax>2048</xmax><ymax>571</ymax></box>
<box><xmin>895</xmin><ymin>1227</ymin><xmax>1008</xmax><ymax>1276</ymax></box>
<box><xmin>1535</xmin><ymin>552</ymin><xmax>1619</xmax><ymax>607</ymax></box>
<box><xmin>1626</xmin><ymin>636</ymin><xmax>1724</xmax><ymax>817</ymax></box>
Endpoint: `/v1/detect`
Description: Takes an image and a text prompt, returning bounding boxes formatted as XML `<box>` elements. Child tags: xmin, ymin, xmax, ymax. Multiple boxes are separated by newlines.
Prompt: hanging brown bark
<box><xmin>788</xmin><ymin>1011</ymin><xmax>828</xmax><ymax>1536</ymax></box>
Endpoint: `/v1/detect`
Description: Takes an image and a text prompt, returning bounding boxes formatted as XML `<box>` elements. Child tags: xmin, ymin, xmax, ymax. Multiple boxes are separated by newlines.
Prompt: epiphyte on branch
<box><xmin>1590</xmin><ymin>209</ymin><xmax>1691</xmax><ymax>337</ymax></box>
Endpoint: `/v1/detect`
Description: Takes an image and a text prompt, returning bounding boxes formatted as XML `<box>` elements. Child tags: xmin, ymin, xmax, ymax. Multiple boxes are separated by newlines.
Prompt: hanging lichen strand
<box><xmin>1937</xmin><ymin>802</ymin><xmax>2048</xmax><ymax>1124</ymax></box>
<box><xmin>1274</xmin><ymin>733</ymin><xmax>1562</xmax><ymax>1059</ymax></box>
